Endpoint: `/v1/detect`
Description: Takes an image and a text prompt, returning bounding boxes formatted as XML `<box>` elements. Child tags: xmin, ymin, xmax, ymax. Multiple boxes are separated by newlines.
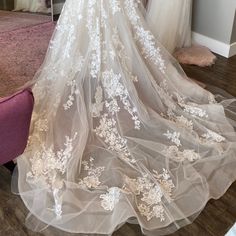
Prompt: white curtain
<box><xmin>14</xmin><ymin>0</ymin><xmax>50</xmax><ymax>13</ymax></box>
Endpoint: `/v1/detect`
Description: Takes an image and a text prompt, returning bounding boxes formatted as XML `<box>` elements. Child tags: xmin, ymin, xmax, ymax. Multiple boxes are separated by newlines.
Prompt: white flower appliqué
<box><xmin>163</xmin><ymin>146</ymin><xmax>201</xmax><ymax>162</ymax></box>
<box><xmin>163</xmin><ymin>130</ymin><xmax>181</xmax><ymax>147</ymax></box>
<box><xmin>100</xmin><ymin>187</ymin><xmax>121</xmax><ymax>211</ymax></box>
<box><xmin>123</xmin><ymin>169</ymin><xmax>175</xmax><ymax>222</ymax></box>
<box><xmin>78</xmin><ymin>157</ymin><xmax>105</xmax><ymax>189</ymax></box>
<box><xmin>27</xmin><ymin>133</ymin><xmax>78</xmax><ymax>189</ymax></box>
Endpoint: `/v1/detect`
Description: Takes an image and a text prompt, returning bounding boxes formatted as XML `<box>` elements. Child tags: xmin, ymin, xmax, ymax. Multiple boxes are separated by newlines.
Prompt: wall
<box><xmin>192</xmin><ymin>0</ymin><xmax>236</xmax><ymax>57</ymax></box>
<box><xmin>231</xmin><ymin>12</ymin><xmax>236</xmax><ymax>43</ymax></box>
<box><xmin>0</xmin><ymin>0</ymin><xmax>14</xmax><ymax>10</ymax></box>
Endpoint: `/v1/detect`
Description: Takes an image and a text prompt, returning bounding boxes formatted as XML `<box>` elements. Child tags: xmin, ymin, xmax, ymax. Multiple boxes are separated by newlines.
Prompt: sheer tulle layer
<box><xmin>146</xmin><ymin>0</ymin><xmax>192</xmax><ymax>53</ymax></box>
<box><xmin>15</xmin><ymin>0</ymin><xmax>236</xmax><ymax>235</ymax></box>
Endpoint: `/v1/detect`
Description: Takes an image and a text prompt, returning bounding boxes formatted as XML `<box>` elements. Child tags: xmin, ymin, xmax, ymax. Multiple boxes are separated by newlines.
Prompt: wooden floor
<box><xmin>0</xmin><ymin>54</ymin><xmax>236</xmax><ymax>236</ymax></box>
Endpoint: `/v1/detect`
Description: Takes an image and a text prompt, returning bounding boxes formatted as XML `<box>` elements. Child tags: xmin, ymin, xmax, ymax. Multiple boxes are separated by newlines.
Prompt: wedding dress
<box><xmin>146</xmin><ymin>0</ymin><xmax>192</xmax><ymax>53</ymax></box>
<box><xmin>15</xmin><ymin>0</ymin><xmax>236</xmax><ymax>235</ymax></box>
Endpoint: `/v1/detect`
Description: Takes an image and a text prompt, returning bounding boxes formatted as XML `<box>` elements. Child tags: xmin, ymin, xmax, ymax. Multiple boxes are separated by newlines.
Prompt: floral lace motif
<box><xmin>174</xmin><ymin>115</ymin><xmax>194</xmax><ymax>131</ymax></box>
<box><xmin>109</xmin><ymin>0</ymin><xmax>121</xmax><ymax>15</ymax></box>
<box><xmin>92</xmin><ymin>69</ymin><xmax>141</xmax><ymax>164</ymax></box>
<box><xmin>94</xmin><ymin>114</ymin><xmax>136</xmax><ymax>163</ymax></box>
<box><xmin>123</xmin><ymin>169</ymin><xmax>175</xmax><ymax>221</ymax></box>
<box><xmin>111</xmin><ymin>27</ymin><xmax>139</xmax><ymax>82</ymax></box>
<box><xmin>27</xmin><ymin>133</ymin><xmax>77</xmax><ymax>189</ymax></box>
<box><xmin>201</xmin><ymin>129</ymin><xmax>226</xmax><ymax>143</ymax></box>
<box><xmin>177</xmin><ymin>95</ymin><xmax>209</xmax><ymax>119</ymax></box>
<box><xmin>35</xmin><ymin>117</ymin><xmax>49</xmax><ymax>132</ymax></box>
<box><xmin>163</xmin><ymin>130</ymin><xmax>181</xmax><ymax>147</ymax></box>
<box><xmin>208</xmin><ymin>93</ymin><xmax>217</xmax><ymax>104</ymax></box>
<box><xmin>182</xmin><ymin>104</ymin><xmax>208</xmax><ymax>118</ymax></box>
<box><xmin>78</xmin><ymin>157</ymin><xmax>105</xmax><ymax>189</ymax></box>
<box><xmin>124</xmin><ymin>0</ymin><xmax>166</xmax><ymax>74</ymax></box>
<box><xmin>92</xmin><ymin>86</ymin><xmax>104</xmax><ymax>117</ymax></box>
<box><xmin>63</xmin><ymin>79</ymin><xmax>80</xmax><ymax>110</ymax></box>
<box><xmin>101</xmin><ymin>69</ymin><xmax>141</xmax><ymax>129</ymax></box>
<box><xmin>163</xmin><ymin>146</ymin><xmax>201</xmax><ymax>162</ymax></box>
<box><xmin>100</xmin><ymin>187</ymin><xmax>121</xmax><ymax>211</ymax></box>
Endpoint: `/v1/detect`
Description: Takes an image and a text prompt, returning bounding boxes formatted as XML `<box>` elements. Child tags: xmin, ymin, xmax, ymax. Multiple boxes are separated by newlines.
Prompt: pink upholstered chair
<box><xmin>0</xmin><ymin>90</ymin><xmax>34</xmax><ymax>166</ymax></box>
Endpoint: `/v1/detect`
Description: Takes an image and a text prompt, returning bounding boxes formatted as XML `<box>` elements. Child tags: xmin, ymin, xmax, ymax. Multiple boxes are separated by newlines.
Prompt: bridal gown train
<box><xmin>146</xmin><ymin>0</ymin><xmax>192</xmax><ymax>53</ymax></box>
<box><xmin>15</xmin><ymin>0</ymin><xmax>236</xmax><ymax>235</ymax></box>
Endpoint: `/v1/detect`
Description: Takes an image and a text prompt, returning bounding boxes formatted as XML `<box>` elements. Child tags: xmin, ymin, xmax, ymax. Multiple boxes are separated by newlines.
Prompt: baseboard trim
<box><xmin>229</xmin><ymin>42</ymin><xmax>236</xmax><ymax>57</ymax></box>
<box><xmin>52</xmin><ymin>2</ymin><xmax>64</xmax><ymax>15</ymax></box>
<box><xmin>192</xmin><ymin>32</ymin><xmax>236</xmax><ymax>58</ymax></box>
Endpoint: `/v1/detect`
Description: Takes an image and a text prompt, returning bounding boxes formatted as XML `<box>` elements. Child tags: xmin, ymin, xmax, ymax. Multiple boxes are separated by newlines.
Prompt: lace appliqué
<box><xmin>208</xmin><ymin>93</ymin><xmax>217</xmax><ymax>104</ymax></box>
<box><xmin>92</xmin><ymin>86</ymin><xmax>104</xmax><ymax>117</ymax></box>
<box><xmin>78</xmin><ymin>157</ymin><xmax>105</xmax><ymax>189</ymax></box>
<box><xmin>34</xmin><ymin>116</ymin><xmax>49</xmax><ymax>132</ymax></box>
<box><xmin>63</xmin><ymin>79</ymin><xmax>80</xmax><ymax>110</ymax></box>
<box><xmin>109</xmin><ymin>0</ymin><xmax>121</xmax><ymax>15</ymax></box>
<box><xmin>92</xmin><ymin>69</ymin><xmax>141</xmax><ymax>164</ymax></box>
<box><xmin>111</xmin><ymin>27</ymin><xmax>139</xmax><ymax>82</ymax></box>
<box><xmin>27</xmin><ymin>133</ymin><xmax>77</xmax><ymax>189</ymax></box>
<box><xmin>123</xmin><ymin>169</ymin><xmax>174</xmax><ymax>221</ymax></box>
<box><xmin>94</xmin><ymin>114</ymin><xmax>136</xmax><ymax>163</ymax></box>
<box><xmin>101</xmin><ymin>69</ymin><xmax>141</xmax><ymax>129</ymax></box>
<box><xmin>201</xmin><ymin>129</ymin><xmax>226</xmax><ymax>143</ymax></box>
<box><xmin>100</xmin><ymin>187</ymin><xmax>121</xmax><ymax>211</ymax></box>
<box><xmin>87</xmin><ymin>15</ymin><xmax>101</xmax><ymax>78</ymax></box>
<box><xmin>163</xmin><ymin>146</ymin><xmax>201</xmax><ymax>162</ymax></box>
<box><xmin>163</xmin><ymin>130</ymin><xmax>181</xmax><ymax>147</ymax></box>
<box><xmin>174</xmin><ymin>115</ymin><xmax>194</xmax><ymax>131</ymax></box>
<box><xmin>177</xmin><ymin>95</ymin><xmax>209</xmax><ymax>119</ymax></box>
<box><xmin>125</xmin><ymin>0</ymin><xmax>166</xmax><ymax>74</ymax></box>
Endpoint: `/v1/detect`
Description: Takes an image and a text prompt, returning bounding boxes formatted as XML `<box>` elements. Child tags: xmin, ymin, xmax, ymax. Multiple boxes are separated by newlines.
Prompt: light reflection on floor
<box><xmin>225</xmin><ymin>223</ymin><xmax>236</xmax><ymax>236</ymax></box>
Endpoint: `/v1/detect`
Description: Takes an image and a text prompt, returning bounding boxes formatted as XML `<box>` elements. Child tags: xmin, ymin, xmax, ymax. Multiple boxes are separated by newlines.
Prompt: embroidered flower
<box><xmin>124</xmin><ymin>0</ymin><xmax>166</xmax><ymax>73</ymax></box>
<box><xmin>100</xmin><ymin>187</ymin><xmax>121</xmax><ymax>211</ymax></box>
<box><xmin>123</xmin><ymin>169</ymin><xmax>175</xmax><ymax>222</ymax></box>
<box><xmin>163</xmin><ymin>146</ymin><xmax>201</xmax><ymax>162</ymax></box>
<box><xmin>27</xmin><ymin>133</ymin><xmax>78</xmax><ymax>189</ymax></box>
<box><xmin>79</xmin><ymin>157</ymin><xmax>105</xmax><ymax>189</ymax></box>
<box><xmin>163</xmin><ymin>130</ymin><xmax>181</xmax><ymax>147</ymax></box>
<box><xmin>201</xmin><ymin>129</ymin><xmax>226</xmax><ymax>143</ymax></box>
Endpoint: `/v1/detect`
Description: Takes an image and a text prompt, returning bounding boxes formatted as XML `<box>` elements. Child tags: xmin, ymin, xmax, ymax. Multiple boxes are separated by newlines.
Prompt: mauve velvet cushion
<box><xmin>0</xmin><ymin>90</ymin><xmax>34</xmax><ymax>165</ymax></box>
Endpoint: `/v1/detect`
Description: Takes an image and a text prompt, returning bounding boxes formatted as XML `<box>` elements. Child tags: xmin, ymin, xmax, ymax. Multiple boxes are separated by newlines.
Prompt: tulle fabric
<box><xmin>146</xmin><ymin>0</ymin><xmax>192</xmax><ymax>53</ymax></box>
<box><xmin>14</xmin><ymin>0</ymin><xmax>236</xmax><ymax>235</ymax></box>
